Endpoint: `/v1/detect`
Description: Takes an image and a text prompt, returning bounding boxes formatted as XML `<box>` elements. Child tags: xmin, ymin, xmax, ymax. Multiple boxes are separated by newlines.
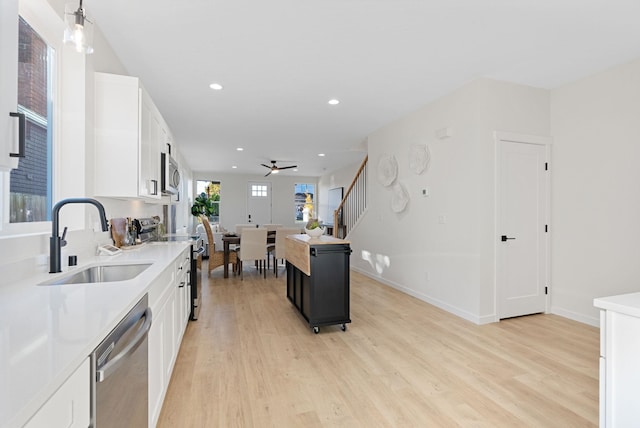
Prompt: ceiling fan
<box><xmin>261</xmin><ymin>160</ymin><xmax>297</xmax><ymax>177</ymax></box>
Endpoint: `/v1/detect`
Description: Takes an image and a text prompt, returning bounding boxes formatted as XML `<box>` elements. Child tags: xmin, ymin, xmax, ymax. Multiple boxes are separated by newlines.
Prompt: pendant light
<box><xmin>63</xmin><ymin>0</ymin><xmax>94</xmax><ymax>54</ymax></box>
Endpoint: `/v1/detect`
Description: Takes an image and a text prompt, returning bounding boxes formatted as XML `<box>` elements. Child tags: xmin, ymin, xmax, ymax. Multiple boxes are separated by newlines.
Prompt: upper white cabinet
<box><xmin>94</xmin><ymin>72</ymin><xmax>164</xmax><ymax>201</ymax></box>
<box><xmin>0</xmin><ymin>0</ymin><xmax>21</xmax><ymax>171</ymax></box>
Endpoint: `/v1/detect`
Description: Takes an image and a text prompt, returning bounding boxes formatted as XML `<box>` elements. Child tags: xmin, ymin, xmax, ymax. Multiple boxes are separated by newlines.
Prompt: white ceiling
<box><xmin>88</xmin><ymin>0</ymin><xmax>640</xmax><ymax>177</ymax></box>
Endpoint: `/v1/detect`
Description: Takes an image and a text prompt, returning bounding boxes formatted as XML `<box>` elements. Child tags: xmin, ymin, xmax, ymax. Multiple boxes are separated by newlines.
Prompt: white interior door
<box><xmin>247</xmin><ymin>181</ymin><xmax>272</xmax><ymax>225</ymax></box>
<box><xmin>497</xmin><ymin>135</ymin><xmax>549</xmax><ymax>319</ymax></box>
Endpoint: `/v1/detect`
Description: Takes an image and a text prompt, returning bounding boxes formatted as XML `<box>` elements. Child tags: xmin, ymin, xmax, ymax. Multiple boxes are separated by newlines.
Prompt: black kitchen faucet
<box><xmin>50</xmin><ymin>198</ymin><xmax>109</xmax><ymax>273</ymax></box>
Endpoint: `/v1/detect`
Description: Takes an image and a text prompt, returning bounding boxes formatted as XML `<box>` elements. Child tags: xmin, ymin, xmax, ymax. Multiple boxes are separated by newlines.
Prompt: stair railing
<box><xmin>333</xmin><ymin>155</ymin><xmax>368</xmax><ymax>238</ymax></box>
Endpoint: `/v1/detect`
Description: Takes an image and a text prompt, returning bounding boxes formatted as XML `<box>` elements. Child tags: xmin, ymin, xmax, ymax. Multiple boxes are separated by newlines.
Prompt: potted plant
<box><xmin>305</xmin><ymin>218</ymin><xmax>325</xmax><ymax>237</ymax></box>
<box><xmin>191</xmin><ymin>192</ymin><xmax>216</xmax><ymax>220</ymax></box>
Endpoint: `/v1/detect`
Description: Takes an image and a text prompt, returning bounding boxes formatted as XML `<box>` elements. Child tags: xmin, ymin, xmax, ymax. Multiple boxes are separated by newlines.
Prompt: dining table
<box><xmin>221</xmin><ymin>231</ymin><xmax>276</xmax><ymax>278</ymax></box>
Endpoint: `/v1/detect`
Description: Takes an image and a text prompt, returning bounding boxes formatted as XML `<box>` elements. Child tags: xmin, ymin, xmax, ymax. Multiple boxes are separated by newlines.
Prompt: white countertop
<box><xmin>0</xmin><ymin>242</ymin><xmax>190</xmax><ymax>428</ymax></box>
<box><xmin>594</xmin><ymin>291</ymin><xmax>640</xmax><ymax>318</ymax></box>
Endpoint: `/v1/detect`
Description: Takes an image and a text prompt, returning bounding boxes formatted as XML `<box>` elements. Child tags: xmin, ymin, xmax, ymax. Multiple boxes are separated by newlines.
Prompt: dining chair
<box><xmin>268</xmin><ymin>227</ymin><xmax>302</xmax><ymax>277</ymax></box>
<box><xmin>235</xmin><ymin>224</ymin><xmax>255</xmax><ymax>234</ymax></box>
<box><xmin>201</xmin><ymin>216</ymin><xmax>237</xmax><ymax>276</ymax></box>
<box><xmin>236</xmin><ymin>227</ymin><xmax>268</xmax><ymax>280</ymax></box>
<box><xmin>263</xmin><ymin>224</ymin><xmax>282</xmax><ymax>232</ymax></box>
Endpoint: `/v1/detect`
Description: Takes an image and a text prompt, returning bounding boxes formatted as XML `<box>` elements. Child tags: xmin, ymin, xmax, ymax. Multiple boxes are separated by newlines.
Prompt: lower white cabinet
<box><xmin>595</xmin><ymin>295</ymin><xmax>640</xmax><ymax>427</ymax></box>
<box><xmin>148</xmin><ymin>247</ymin><xmax>191</xmax><ymax>427</ymax></box>
<box><xmin>23</xmin><ymin>358</ymin><xmax>90</xmax><ymax>428</ymax></box>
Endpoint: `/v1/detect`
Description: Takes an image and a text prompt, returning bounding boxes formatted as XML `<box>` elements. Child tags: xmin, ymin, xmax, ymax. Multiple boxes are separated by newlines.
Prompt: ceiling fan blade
<box><xmin>278</xmin><ymin>165</ymin><xmax>297</xmax><ymax>170</ymax></box>
<box><xmin>260</xmin><ymin>164</ymin><xmax>271</xmax><ymax>169</ymax></box>
<box><xmin>264</xmin><ymin>171</ymin><xmax>272</xmax><ymax>177</ymax></box>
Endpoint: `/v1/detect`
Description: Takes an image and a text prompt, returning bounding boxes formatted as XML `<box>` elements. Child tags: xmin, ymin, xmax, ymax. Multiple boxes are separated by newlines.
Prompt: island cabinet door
<box><xmin>306</xmin><ymin>244</ymin><xmax>351</xmax><ymax>324</ymax></box>
<box><xmin>286</xmin><ymin>262</ymin><xmax>304</xmax><ymax>310</ymax></box>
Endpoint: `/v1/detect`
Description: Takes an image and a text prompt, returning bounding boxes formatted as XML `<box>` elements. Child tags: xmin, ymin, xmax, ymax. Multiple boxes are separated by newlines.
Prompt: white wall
<box><xmin>317</xmin><ymin>160</ymin><xmax>364</xmax><ymax>224</ymax></box>
<box><xmin>550</xmin><ymin>58</ymin><xmax>640</xmax><ymax>325</ymax></box>
<box><xmin>346</xmin><ymin>78</ymin><xmax>549</xmax><ymax>324</ymax></box>
<box><xmin>191</xmin><ymin>172</ymin><xmax>317</xmax><ymax>232</ymax></box>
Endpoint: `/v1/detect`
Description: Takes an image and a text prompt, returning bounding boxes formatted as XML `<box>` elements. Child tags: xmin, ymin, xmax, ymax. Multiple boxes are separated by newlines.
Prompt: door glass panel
<box><xmin>9</xmin><ymin>16</ymin><xmax>53</xmax><ymax>223</ymax></box>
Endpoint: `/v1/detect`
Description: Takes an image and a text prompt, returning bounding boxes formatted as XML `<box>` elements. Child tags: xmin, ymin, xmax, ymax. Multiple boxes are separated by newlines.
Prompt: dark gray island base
<box><xmin>285</xmin><ymin>234</ymin><xmax>352</xmax><ymax>334</ymax></box>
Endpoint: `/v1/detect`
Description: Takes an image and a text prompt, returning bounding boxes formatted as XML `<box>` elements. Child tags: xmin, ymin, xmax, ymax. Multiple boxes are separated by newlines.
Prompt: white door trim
<box><xmin>494</xmin><ymin>131</ymin><xmax>552</xmax><ymax>321</ymax></box>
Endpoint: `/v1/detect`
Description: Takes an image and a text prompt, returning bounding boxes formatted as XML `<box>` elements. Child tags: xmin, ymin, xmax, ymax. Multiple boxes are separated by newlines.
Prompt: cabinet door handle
<box><xmin>501</xmin><ymin>235</ymin><xmax>516</xmax><ymax>242</ymax></box>
<box><xmin>150</xmin><ymin>179</ymin><xmax>158</xmax><ymax>195</ymax></box>
<box><xmin>9</xmin><ymin>112</ymin><xmax>25</xmax><ymax>158</ymax></box>
<box><xmin>179</xmin><ymin>281</ymin><xmax>185</xmax><ymax>288</ymax></box>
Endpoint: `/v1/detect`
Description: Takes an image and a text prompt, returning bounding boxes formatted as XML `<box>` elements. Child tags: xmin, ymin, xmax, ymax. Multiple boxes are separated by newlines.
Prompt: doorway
<box><xmin>247</xmin><ymin>181</ymin><xmax>272</xmax><ymax>225</ymax></box>
<box><xmin>496</xmin><ymin>132</ymin><xmax>550</xmax><ymax>319</ymax></box>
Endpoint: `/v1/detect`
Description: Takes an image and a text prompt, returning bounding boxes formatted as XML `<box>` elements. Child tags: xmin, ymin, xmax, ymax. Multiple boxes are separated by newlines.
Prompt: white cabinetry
<box><xmin>594</xmin><ymin>294</ymin><xmax>640</xmax><ymax>427</ymax></box>
<box><xmin>94</xmin><ymin>72</ymin><xmax>162</xmax><ymax>201</ymax></box>
<box><xmin>23</xmin><ymin>358</ymin><xmax>90</xmax><ymax>428</ymax></box>
<box><xmin>148</xmin><ymin>247</ymin><xmax>191</xmax><ymax>427</ymax></box>
<box><xmin>0</xmin><ymin>0</ymin><xmax>20</xmax><ymax>171</ymax></box>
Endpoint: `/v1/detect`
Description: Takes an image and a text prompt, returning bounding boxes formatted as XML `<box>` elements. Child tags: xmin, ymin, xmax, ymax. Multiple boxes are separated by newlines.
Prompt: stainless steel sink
<box><xmin>40</xmin><ymin>263</ymin><xmax>152</xmax><ymax>286</ymax></box>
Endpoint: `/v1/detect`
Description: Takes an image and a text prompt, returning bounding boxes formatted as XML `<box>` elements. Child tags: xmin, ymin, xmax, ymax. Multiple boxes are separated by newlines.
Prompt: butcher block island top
<box><xmin>285</xmin><ymin>234</ymin><xmax>350</xmax><ymax>276</ymax></box>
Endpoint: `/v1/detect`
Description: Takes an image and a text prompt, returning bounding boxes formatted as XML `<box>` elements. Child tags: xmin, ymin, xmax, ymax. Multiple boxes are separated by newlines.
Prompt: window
<box><xmin>251</xmin><ymin>184</ymin><xmax>268</xmax><ymax>197</ymax></box>
<box><xmin>196</xmin><ymin>180</ymin><xmax>220</xmax><ymax>223</ymax></box>
<box><xmin>9</xmin><ymin>16</ymin><xmax>54</xmax><ymax>223</ymax></box>
<box><xmin>294</xmin><ymin>183</ymin><xmax>315</xmax><ymax>222</ymax></box>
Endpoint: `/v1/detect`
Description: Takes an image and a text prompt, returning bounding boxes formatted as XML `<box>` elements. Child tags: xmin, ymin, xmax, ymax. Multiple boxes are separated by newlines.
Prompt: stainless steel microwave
<box><xmin>160</xmin><ymin>152</ymin><xmax>180</xmax><ymax>195</ymax></box>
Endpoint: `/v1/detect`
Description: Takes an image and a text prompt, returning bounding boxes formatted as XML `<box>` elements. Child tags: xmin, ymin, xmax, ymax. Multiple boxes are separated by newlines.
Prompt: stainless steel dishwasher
<box><xmin>90</xmin><ymin>294</ymin><xmax>152</xmax><ymax>427</ymax></box>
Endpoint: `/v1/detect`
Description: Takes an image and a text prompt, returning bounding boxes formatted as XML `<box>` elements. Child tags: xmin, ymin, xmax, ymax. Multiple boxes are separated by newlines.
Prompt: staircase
<box><xmin>332</xmin><ymin>155</ymin><xmax>368</xmax><ymax>238</ymax></box>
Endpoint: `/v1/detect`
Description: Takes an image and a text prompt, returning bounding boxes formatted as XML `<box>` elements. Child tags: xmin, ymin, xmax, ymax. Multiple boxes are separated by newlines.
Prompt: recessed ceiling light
<box><xmin>318</xmin><ymin>153</ymin><xmax>325</xmax><ymax>157</ymax></box>
<box><xmin>209</xmin><ymin>83</ymin><xmax>223</xmax><ymax>90</ymax></box>
<box><xmin>328</xmin><ymin>99</ymin><xmax>340</xmax><ymax>105</ymax></box>
<box><xmin>236</xmin><ymin>147</ymin><xmax>243</xmax><ymax>151</ymax></box>
<box><xmin>293</xmin><ymin>168</ymin><xmax>298</xmax><ymax>172</ymax></box>
<box><xmin>232</xmin><ymin>165</ymin><xmax>237</xmax><ymax>169</ymax></box>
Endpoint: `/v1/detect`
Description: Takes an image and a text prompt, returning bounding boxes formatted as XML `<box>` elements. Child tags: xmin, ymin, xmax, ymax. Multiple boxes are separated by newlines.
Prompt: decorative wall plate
<box><xmin>409</xmin><ymin>144</ymin><xmax>430</xmax><ymax>175</ymax></box>
<box><xmin>377</xmin><ymin>154</ymin><xmax>398</xmax><ymax>186</ymax></box>
<box><xmin>391</xmin><ymin>183</ymin><xmax>409</xmax><ymax>213</ymax></box>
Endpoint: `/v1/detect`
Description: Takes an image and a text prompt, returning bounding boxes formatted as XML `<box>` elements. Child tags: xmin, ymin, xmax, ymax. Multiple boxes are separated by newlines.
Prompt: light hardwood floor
<box><xmin>158</xmin><ymin>263</ymin><xmax>599</xmax><ymax>427</ymax></box>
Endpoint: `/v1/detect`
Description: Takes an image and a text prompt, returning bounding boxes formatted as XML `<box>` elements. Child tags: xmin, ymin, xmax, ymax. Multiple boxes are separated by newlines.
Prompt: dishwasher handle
<box><xmin>96</xmin><ymin>307</ymin><xmax>152</xmax><ymax>383</ymax></box>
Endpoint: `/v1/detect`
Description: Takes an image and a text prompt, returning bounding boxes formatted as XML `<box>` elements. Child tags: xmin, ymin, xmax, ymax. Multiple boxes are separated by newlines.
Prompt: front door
<box><xmin>497</xmin><ymin>134</ymin><xmax>550</xmax><ymax>319</ymax></box>
<box><xmin>247</xmin><ymin>181</ymin><xmax>272</xmax><ymax>226</ymax></box>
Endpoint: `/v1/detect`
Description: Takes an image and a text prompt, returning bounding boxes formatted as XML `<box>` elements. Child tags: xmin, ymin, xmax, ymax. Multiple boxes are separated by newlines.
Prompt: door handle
<box><xmin>9</xmin><ymin>112</ymin><xmax>26</xmax><ymax>158</ymax></box>
<box><xmin>501</xmin><ymin>235</ymin><xmax>516</xmax><ymax>242</ymax></box>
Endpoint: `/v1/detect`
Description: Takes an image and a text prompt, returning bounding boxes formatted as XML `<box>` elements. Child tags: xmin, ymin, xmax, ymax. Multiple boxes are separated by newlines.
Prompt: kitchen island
<box><xmin>594</xmin><ymin>292</ymin><xmax>640</xmax><ymax>427</ymax></box>
<box><xmin>0</xmin><ymin>241</ymin><xmax>191</xmax><ymax>428</ymax></box>
<box><xmin>285</xmin><ymin>234</ymin><xmax>351</xmax><ymax>334</ymax></box>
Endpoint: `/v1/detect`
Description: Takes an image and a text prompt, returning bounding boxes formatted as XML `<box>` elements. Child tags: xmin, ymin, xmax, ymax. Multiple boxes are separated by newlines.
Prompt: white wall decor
<box><xmin>377</xmin><ymin>154</ymin><xmax>398</xmax><ymax>186</ymax></box>
<box><xmin>391</xmin><ymin>182</ymin><xmax>409</xmax><ymax>213</ymax></box>
<box><xmin>409</xmin><ymin>144</ymin><xmax>430</xmax><ymax>175</ymax></box>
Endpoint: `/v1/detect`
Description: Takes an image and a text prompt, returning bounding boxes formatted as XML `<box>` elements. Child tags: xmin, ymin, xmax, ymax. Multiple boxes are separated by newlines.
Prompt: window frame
<box><xmin>0</xmin><ymin>0</ymin><xmax>78</xmax><ymax>237</ymax></box>
<box><xmin>294</xmin><ymin>183</ymin><xmax>315</xmax><ymax>223</ymax></box>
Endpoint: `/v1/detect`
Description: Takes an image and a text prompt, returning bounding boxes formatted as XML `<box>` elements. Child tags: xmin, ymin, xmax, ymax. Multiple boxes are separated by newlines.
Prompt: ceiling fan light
<box><xmin>272</xmin><ymin>169</ymin><xmax>279</xmax><ymax>174</ymax></box>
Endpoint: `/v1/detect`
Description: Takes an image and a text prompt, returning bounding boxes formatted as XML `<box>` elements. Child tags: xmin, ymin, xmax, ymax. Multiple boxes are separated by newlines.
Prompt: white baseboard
<box><xmin>550</xmin><ymin>306</ymin><xmax>599</xmax><ymax>327</ymax></box>
<box><xmin>351</xmin><ymin>266</ymin><xmax>495</xmax><ymax>325</ymax></box>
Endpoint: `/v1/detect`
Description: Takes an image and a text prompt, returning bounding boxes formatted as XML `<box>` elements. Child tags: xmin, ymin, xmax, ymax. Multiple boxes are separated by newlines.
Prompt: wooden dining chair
<box><xmin>236</xmin><ymin>227</ymin><xmax>268</xmax><ymax>280</ymax></box>
<box><xmin>268</xmin><ymin>227</ymin><xmax>301</xmax><ymax>277</ymax></box>
<box><xmin>201</xmin><ymin>216</ymin><xmax>237</xmax><ymax>276</ymax></box>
